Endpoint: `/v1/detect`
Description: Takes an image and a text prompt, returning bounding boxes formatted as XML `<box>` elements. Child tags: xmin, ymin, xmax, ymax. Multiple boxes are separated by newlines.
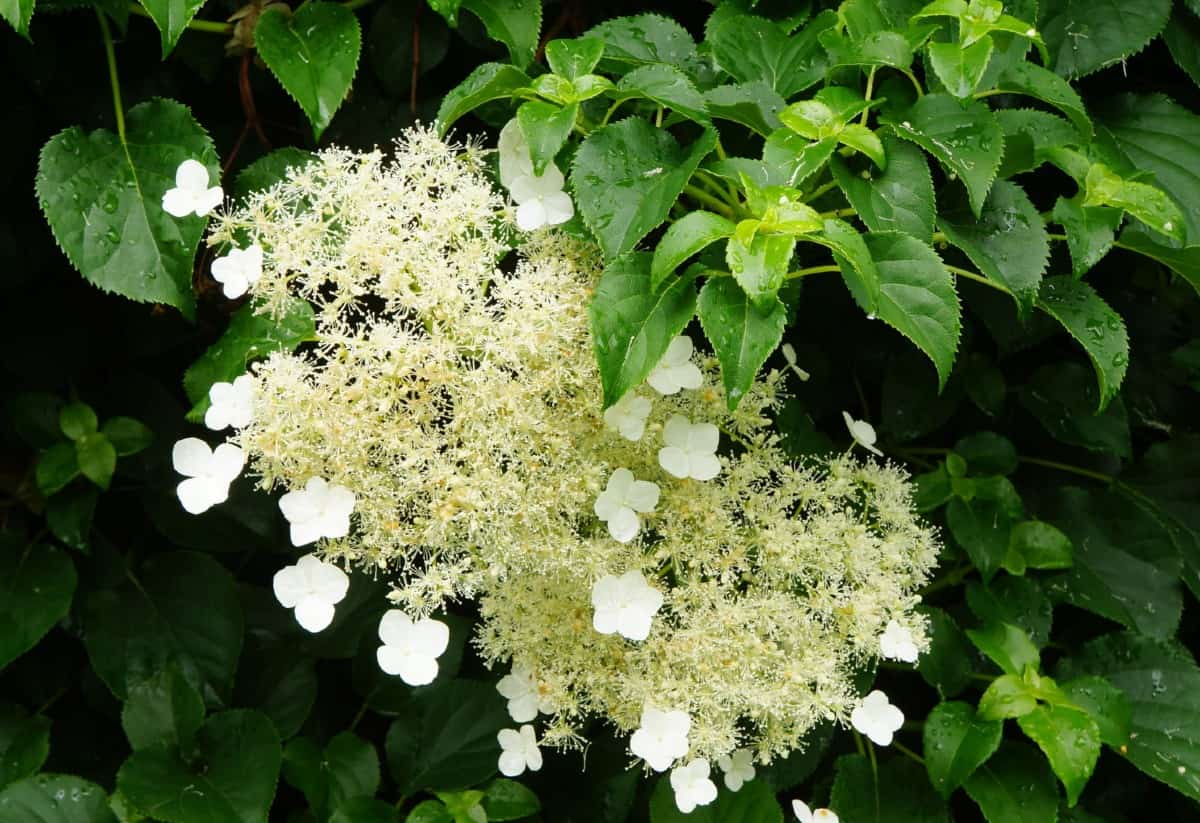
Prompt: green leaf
<box><xmin>589</xmin><ymin>253</ymin><xmax>697</xmax><ymax>408</ymax></box>
<box><xmin>992</xmin><ymin>61</ymin><xmax>1093</xmax><ymax>139</ymax></box>
<box><xmin>888</xmin><ymin>93</ymin><xmax>1003</xmax><ymax>216</ymax></box>
<box><xmin>947</xmin><ymin>474</ymin><xmax>1024</xmax><ymax>580</ymax></box>
<box><xmin>234</xmin><ymin>636</ymin><xmax>317</xmax><ymax>741</ymax></box>
<box><xmin>758</xmin><ymin>723</ymin><xmax>835</xmax><ymax>791</ymax></box>
<box><xmin>929</xmin><ymin>36</ymin><xmax>994</xmax><ymax>98</ymax></box>
<box><xmin>1008</xmin><ymin>521</ymin><xmax>1074</xmax><ymax>571</ymax></box>
<box><xmin>918</xmin><ymin>606</ymin><xmax>978</xmax><ymax>699</ymax></box>
<box><xmin>436</xmin><ymin>63</ymin><xmax>531</xmax><ymax>135</ymax></box>
<box><xmin>137</xmin><ymin>0</ymin><xmax>207</xmax><ymax>56</ymax></box>
<box><xmin>331</xmin><ymin>797</ymin><xmax>397</xmax><ymax>823</ymax></box>
<box><xmin>117</xmin><ymin>709</ymin><xmax>282</xmax><ymax>823</ymax></box>
<box><xmin>704</xmin><ymin>83</ymin><xmax>785</xmax><ymax>137</ymax></box>
<box><xmin>545</xmin><ymin>37</ymin><xmax>603</xmax><ymax>79</ymax></box>
<box><xmin>838</xmin><ymin>123</ymin><xmax>886</xmax><ymax>168</ymax></box>
<box><xmin>1165</xmin><ymin>7</ymin><xmax>1200</xmax><ymax>87</ymax></box>
<box><xmin>830</xmin><ymin>754</ymin><xmax>950</xmax><ymax>823</ymax></box>
<box><xmin>1115</xmin><ymin>227</ymin><xmax>1200</xmax><ymax>294</ymax></box>
<box><xmin>651</xmin><ymin>211</ymin><xmax>734</xmax><ymax>290</ymax></box>
<box><xmin>58</xmin><ymin>402</ymin><xmax>97</xmax><ymax>440</ymax></box>
<box><xmin>964</xmin><ymin>741</ymin><xmax>1060</xmax><ymax>823</ymax></box>
<box><xmin>763</xmin><ymin>133</ymin><xmax>837</xmax><ymax>190</ymax></box>
<box><xmin>1035</xmin><ymin>276</ymin><xmax>1129</xmax><ymax>411</ymax></box>
<box><xmin>36</xmin><ymin>442</ymin><xmax>79</xmax><ymax>496</ymax></box>
<box><xmin>385</xmin><ymin>679</ymin><xmax>509</xmax><ymax>795</ymax></box>
<box><xmin>82</xmin><ymin>551</ymin><xmax>243</xmax><ymax>700</ymax></box>
<box><xmin>1017</xmin><ymin>704</ymin><xmax>1101</xmax><ymax>806</ymax></box>
<box><xmin>939</xmin><ymin>180</ymin><xmax>1048</xmax><ymax>316</ymax></box>
<box><xmin>1039</xmin><ymin>0</ymin><xmax>1170</xmax><ymax>78</ymax></box>
<box><xmin>254</xmin><ymin>2</ymin><xmax>362</xmax><ymax>140</ymax></box>
<box><xmin>0</xmin><ymin>539</ymin><xmax>76</xmax><ymax>671</ymax></box>
<box><xmin>706</xmin><ymin>11</ymin><xmax>833</xmax><ymax>97</ymax></box>
<box><xmin>954</xmin><ymin>431</ymin><xmax>1017</xmax><ymax>475</ymax></box>
<box><xmin>978</xmin><ymin>674</ymin><xmax>1040</xmax><ymax>720</ymax></box>
<box><xmin>614</xmin><ymin>64</ymin><xmax>711</xmax><ymax>126</ymax></box>
<box><xmin>0</xmin><ymin>703</ymin><xmax>50</xmax><ymax>789</ymax></box>
<box><xmin>0</xmin><ymin>0</ymin><xmax>34</xmax><ymax>38</ymax></box>
<box><xmin>516</xmin><ymin>101</ymin><xmax>575</xmax><ymax>176</ymax></box>
<box><xmin>183</xmin><ymin>297</ymin><xmax>315</xmax><ymax>422</ymax></box>
<box><xmin>821</xmin><ymin>28</ymin><xmax>918</xmax><ymax>70</ymax></box>
<box><xmin>1096</xmin><ymin>94</ymin><xmax>1200</xmax><ymax>242</ymax></box>
<box><xmin>726</xmin><ymin>232</ymin><xmax>795</xmax><ymax>310</ymax></box>
<box><xmin>1083</xmin><ymin>163</ymin><xmax>1185</xmax><ymax>242</ymax></box>
<box><xmin>481</xmin><ymin>778</ymin><xmax>540</xmax><ymax>821</ymax></box>
<box><xmin>571</xmin><ymin>119</ymin><xmax>716</xmax><ymax>260</ymax></box>
<box><xmin>461</xmin><ymin>0</ymin><xmax>542</xmax><ymax>69</ymax></box>
<box><xmin>406</xmin><ymin>799</ymin><xmax>453</xmax><ymax>823</ymax></box>
<box><xmin>923</xmin><ymin>701</ymin><xmax>1004</xmax><ymax>797</ymax></box>
<box><xmin>585</xmin><ymin>13</ymin><xmax>702</xmax><ymax>76</ymax></box>
<box><xmin>1051</xmin><ymin>195</ymin><xmax>1122</xmax><ymax>277</ymax></box>
<box><xmin>814</xmin><ymin>217</ymin><xmax>878</xmax><ymax>312</ymax></box>
<box><xmin>0</xmin><ymin>775</ymin><xmax>117</xmax><ymax>823</ymax></box>
<box><xmin>233</xmin><ymin>148</ymin><xmax>316</xmax><ymax>203</ymax></box>
<box><xmin>284</xmin><ymin>733</ymin><xmax>380</xmax><ymax>818</ymax></box>
<box><xmin>832</xmin><ymin>136</ymin><xmax>935</xmax><ymax>240</ymax></box>
<box><xmin>966</xmin><ymin>577</ymin><xmax>1053</xmax><ymax>647</ymax></box>
<box><xmin>1041</xmin><ymin>487</ymin><xmax>1182</xmax><ymax>640</ymax></box>
<box><xmin>121</xmin><ymin>665</ymin><xmax>206</xmax><ymax>751</ymax></box>
<box><xmin>1057</xmin><ymin>633</ymin><xmax>1200</xmax><ymax>801</ymax></box>
<box><xmin>862</xmin><ymin>232</ymin><xmax>961</xmax><ymax>390</ymax></box>
<box><xmin>1059</xmin><ymin>676</ymin><xmax>1131</xmax><ymax>748</ymax></box>
<box><xmin>76</xmin><ymin>433</ymin><xmax>116</xmax><ymax>490</ymax></box>
<box><xmin>648</xmin><ymin>777</ymin><xmax>783</xmax><ymax>823</ymax></box>
<box><xmin>966</xmin><ymin>622</ymin><xmax>1041</xmax><ymax>676</ymax></box>
<box><xmin>1019</xmin><ymin>362</ymin><xmax>1130</xmax><ymax>457</ymax></box>
<box><xmin>36</xmin><ymin>99</ymin><xmax>218</xmax><ymax>318</ymax></box>
<box><xmin>101</xmin><ymin>417</ymin><xmax>154</xmax><ymax>456</ymax></box>
<box><xmin>697</xmin><ymin>278</ymin><xmax>787</xmax><ymax>411</ymax></box>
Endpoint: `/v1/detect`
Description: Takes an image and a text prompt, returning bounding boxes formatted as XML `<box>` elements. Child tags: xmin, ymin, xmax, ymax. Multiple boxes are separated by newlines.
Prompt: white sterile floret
<box><xmin>496</xmin><ymin>664</ymin><xmax>553</xmax><ymax>723</ymax></box>
<box><xmin>210</xmin><ymin>244</ymin><xmax>263</xmax><ymax>299</ymax></box>
<box><xmin>793</xmin><ymin>800</ymin><xmax>839</xmax><ymax>823</ymax></box>
<box><xmin>205</xmin><ymin>374</ymin><xmax>255</xmax><ymax>431</ymax></box>
<box><xmin>497</xmin><ymin>118</ymin><xmax>535</xmax><ymax>188</ymax></box>
<box><xmin>630</xmin><ymin>706</ymin><xmax>690</xmax><ymax>772</ymax></box>
<box><xmin>716</xmin><ymin>748</ymin><xmax>756</xmax><ymax>791</ymax></box>
<box><xmin>603</xmin><ymin>392</ymin><xmax>653</xmax><ymax>441</ymax></box>
<box><xmin>594</xmin><ymin>468</ymin><xmax>660</xmax><ymax>543</ymax></box>
<box><xmin>646</xmin><ymin>335</ymin><xmax>703</xmax><ymax>395</ymax></box>
<box><xmin>510</xmin><ymin>165</ymin><xmax>575</xmax><ymax>231</ymax></box>
<box><xmin>376</xmin><ymin>610</ymin><xmax>450</xmax><ymax>685</ymax></box>
<box><xmin>879</xmin><ymin>619</ymin><xmax>919</xmax><ymax>663</ymax></box>
<box><xmin>272</xmin><ymin>554</ymin><xmax>350</xmax><ymax>632</ymax></box>
<box><xmin>670</xmin><ymin>759</ymin><xmax>718</xmax><ymax>813</ymax></box>
<box><xmin>658</xmin><ymin>415</ymin><xmax>721</xmax><ymax>481</ymax></box>
<box><xmin>591</xmin><ymin>570</ymin><xmax>664</xmax><ymax>641</ymax></box>
<box><xmin>850</xmin><ymin>690</ymin><xmax>904</xmax><ymax>746</ymax></box>
<box><xmin>781</xmin><ymin>343</ymin><xmax>811</xmax><ymax>381</ymax></box>
<box><xmin>497</xmin><ymin>725</ymin><xmax>543</xmax><ymax>777</ymax></box>
<box><xmin>279</xmin><ymin>477</ymin><xmax>356</xmax><ymax>547</ymax></box>
<box><xmin>162</xmin><ymin>159</ymin><xmax>223</xmax><ymax>217</ymax></box>
<box><xmin>842</xmin><ymin>410</ymin><xmax>883</xmax><ymax>457</ymax></box>
<box><xmin>172</xmin><ymin>437</ymin><xmax>244</xmax><ymax>514</ymax></box>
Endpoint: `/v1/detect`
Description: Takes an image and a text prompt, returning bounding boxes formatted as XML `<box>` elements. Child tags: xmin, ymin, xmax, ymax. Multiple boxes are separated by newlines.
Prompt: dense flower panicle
<box><xmin>212</xmin><ymin>128</ymin><xmax>939</xmax><ymax>770</ymax></box>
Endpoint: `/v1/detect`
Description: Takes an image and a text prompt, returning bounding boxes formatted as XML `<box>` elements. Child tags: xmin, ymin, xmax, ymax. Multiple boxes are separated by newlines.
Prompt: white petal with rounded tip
<box><xmin>608</xmin><ymin>467</ymin><xmax>634</xmax><ymax>496</ymax></box>
<box><xmin>172</xmin><ymin>437</ymin><xmax>212</xmax><ymax>477</ymax></box>
<box><xmin>673</xmin><ymin>362</ymin><xmax>703</xmax><ymax>390</ymax></box>
<box><xmin>308</xmin><ymin>562</ymin><xmax>350</xmax><ymax>604</ymax></box>
<box><xmin>687</xmin><ymin>422</ymin><xmax>720</xmax><ymax>454</ymax></box>
<box><xmin>606</xmin><ymin>507</ymin><xmax>639</xmax><ymax>543</ymax></box>
<box><xmin>543</xmin><ymin>190</ymin><xmax>574</xmax><ymax>225</ymax></box>
<box><xmin>793</xmin><ymin>800</ymin><xmax>813</xmax><ymax>823</ymax></box>
<box><xmin>593</xmin><ymin>492</ymin><xmax>622</xmax><ymax>522</ymax></box>
<box><xmin>658</xmin><ymin>446</ymin><xmax>690</xmax><ymax>478</ymax></box>
<box><xmin>689</xmin><ymin>453</ymin><xmax>721</xmax><ymax>481</ymax></box>
<box><xmin>664</xmin><ymin>335</ymin><xmax>693</xmax><ymax>364</ymax></box>
<box><xmin>176</xmin><ymin>159</ymin><xmax>209</xmax><ymax>189</ymax></box>
<box><xmin>195</xmin><ymin>187</ymin><xmax>224</xmax><ymax>217</ymax></box>
<box><xmin>177</xmin><ymin>477</ymin><xmax>219</xmax><ymax>514</ymax></box>
<box><xmin>412</xmin><ymin>618</ymin><xmax>450</xmax><ymax>657</ymax></box>
<box><xmin>515</xmin><ymin>199</ymin><xmax>548</xmax><ymax>231</ymax></box>
<box><xmin>293</xmin><ymin>596</ymin><xmax>336</xmax><ymax>632</ymax></box>
<box><xmin>625</xmin><ymin>479</ymin><xmax>660</xmax><ymax>513</ymax></box>
<box><xmin>289</xmin><ymin>519</ymin><xmax>325</xmax><ymax>548</ymax></box>
<box><xmin>272</xmin><ymin>564</ymin><xmax>308</xmax><ymax>608</ymax></box>
<box><xmin>161</xmin><ymin>189</ymin><xmax>195</xmax><ymax>217</ymax></box>
<box><xmin>210</xmin><ymin>443</ymin><xmax>245</xmax><ymax>481</ymax></box>
<box><xmin>618</xmin><ymin>607</ymin><xmax>653</xmax><ymax>641</ymax></box>
<box><xmin>377</xmin><ymin>610</ymin><xmax>414</xmax><ymax>644</ymax></box>
<box><xmin>498</xmin><ymin>750</ymin><xmax>526</xmax><ymax>777</ymax></box>
<box><xmin>662</xmin><ymin>415</ymin><xmax>690</xmax><ymax>448</ymax></box>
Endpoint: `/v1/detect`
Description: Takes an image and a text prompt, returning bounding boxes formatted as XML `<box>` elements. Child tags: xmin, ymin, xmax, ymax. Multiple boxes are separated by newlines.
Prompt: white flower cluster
<box><xmin>498</xmin><ymin>120</ymin><xmax>574</xmax><ymax>231</ymax></box>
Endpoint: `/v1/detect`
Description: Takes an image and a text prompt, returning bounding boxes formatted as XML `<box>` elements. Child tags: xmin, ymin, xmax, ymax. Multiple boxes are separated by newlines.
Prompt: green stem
<box><xmin>804</xmin><ymin>179</ymin><xmax>839</xmax><ymax>203</ymax></box>
<box><xmin>128</xmin><ymin>3</ymin><xmax>232</xmax><ymax>33</ymax></box>
<box><xmin>1017</xmin><ymin>456</ymin><xmax>1114</xmax><ymax>484</ymax></box>
<box><xmin>892</xmin><ymin>740</ymin><xmax>925</xmax><ymax>765</ymax></box>
<box><xmin>682</xmin><ymin>184</ymin><xmax>735</xmax><ymax>219</ymax></box>
<box><xmin>820</xmin><ymin>206</ymin><xmax>857</xmax><ymax>219</ymax></box>
<box><xmin>945</xmin><ymin>264</ymin><xmax>1011</xmax><ymax>294</ymax></box>
<box><xmin>786</xmin><ymin>264</ymin><xmax>841</xmax><ymax>280</ymax></box>
<box><xmin>599</xmin><ymin>100</ymin><xmax>623</xmax><ymax>126</ymax></box>
<box><xmin>860</xmin><ymin>67</ymin><xmax>877</xmax><ymax>125</ymax></box>
<box><xmin>97</xmin><ymin>10</ymin><xmax>125</xmax><ymax>140</ymax></box>
<box><xmin>901</xmin><ymin>68</ymin><xmax>925</xmax><ymax>98</ymax></box>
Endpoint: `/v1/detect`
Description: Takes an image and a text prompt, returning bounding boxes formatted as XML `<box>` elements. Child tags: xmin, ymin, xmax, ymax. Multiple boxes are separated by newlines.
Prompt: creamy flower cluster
<box><xmin>205</xmin><ymin>129</ymin><xmax>939</xmax><ymax>796</ymax></box>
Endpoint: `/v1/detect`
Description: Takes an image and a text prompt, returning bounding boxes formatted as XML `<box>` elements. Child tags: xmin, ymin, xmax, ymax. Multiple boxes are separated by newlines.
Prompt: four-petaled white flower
<box><xmin>172</xmin><ymin>437</ymin><xmax>244</xmax><ymax>514</ymax></box>
<box><xmin>162</xmin><ymin>159</ymin><xmax>223</xmax><ymax>217</ymax></box>
<box><xmin>498</xmin><ymin>119</ymin><xmax>535</xmax><ymax>187</ymax></box>
<box><xmin>279</xmin><ymin>477</ymin><xmax>356</xmax><ymax>546</ymax></box>
<box><xmin>850</xmin><ymin>690</ymin><xmax>904</xmax><ymax>746</ymax></box>
<box><xmin>670</xmin><ymin>759</ymin><xmax>718</xmax><ymax>813</ymax></box>
<box><xmin>842</xmin><ymin>410</ymin><xmax>883</xmax><ymax>457</ymax></box>
<box><xmin>717</xmin><ymin>748</ymin><xmax>756</xmax><ymax>791</ymax></box>
<box><xmin>510</xmin><ymin>165</ymin><xmax>575</xmax><ymax>231</ymax></box>
<box><xmin>781</xmin><ymin>343</ymin><xmax>811</xmax><ymax>381</ymax></box>
<box><xmin>603</xmin><ymin>392</ymin><xmax>652</xmax><ymax>442</ymax></box>
<box><xmin>793</xmin><ymin>800</ymin><xmax>839</xmax><ymax>823</ymax></box>
<box><xmin>879</xmin><ymin>619</ymin><xmax>919</xmax><ymax>663</ymax></box>
<box><xmin>646</xmin><ymin>336</ymin><xmax>703</xmax><ymax>395</ymax></box>
<box><xmin>591</xmin><ymin>571</ymin><xmax>664</xmax><ymax>642</ymax></box>
<box><xmin>272</xmin><ymin>554</ymin><xmax>350</xmax><ymax>632</ymax></box>
<box><xmin>658</xmin><ymin>416</ymin><xmax>721</xmax><ymax>481</ymax></box>
<box><xmin>205</xmin><ymin>374</ymin><xmax>254</xmax><ymax>431</ymax></box>
<box><xmin>210</xmin><ymin>244</ymin><xmax>263</xmax><ymax>299</ymax></box>
<box><xmin>630</xmin><ymin>706</ymin><xmax>690</xmax><ymax>772</ymax></box>
<box><xmin>594</xmin><ymin>468</ymin><xmax>660</xmax><ymax>543</ymax></box>
<box><xmin>376</xmin><ymin>610</ymin><xmax>450</xmax><ymax>686</ymax></box>
<box><xmin>497</xmin><ymin>725</ymin><xmax>543</xmax><ymax>777</ymax></box>
<box><xmin>496</xmin><ymin>664</ymin><xmax>553</xmax><ymax>723</ymax></box>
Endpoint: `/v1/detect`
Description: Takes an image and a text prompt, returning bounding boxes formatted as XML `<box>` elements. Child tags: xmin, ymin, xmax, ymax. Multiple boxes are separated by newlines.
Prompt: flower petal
<box><xmin>657</xmin><ymin>446</ymin><xmax>690</xmax><ymax>479</ymax></box>
<box><xmin>293</xmin><ymin>595</ymin><xmax>336</xmax><ymax>632</ymax></box>
<box><xmin>377</xmin><ymin>609</ymin><xmax>414</xmax><ymax>644</ymax></box>
<box><xmin>688</xmin><ymin>452</ymin><xmax>721</xmax><ymax>482</ymax></box>
<box><xmin>172</xmin><ymin>437</ymin><xmax>212</xmax><ymax>477</ymax></box>
<box><xmin>662</xmin><ymin>415</ymin><xmax>691</xmax><ymax>449</ymax></box>
<box><xmin>177</xmin><ymin>477</ymin><xmax>221</xmax><ymax>514</ymax></box>
<box><xmin>397</xmin><ymin>655</ymin><xmax>438</xmax><ymax>686</ymax></box>
<box><xmin>308</xmin><ymin>561</ymin><xmax>350</xmax><ymax>604</ymax></box>
<box><xmin>497</xmin><ymin>749</ymin><xmax>527</xmax><ymax>777</ymax></box>
<box><xmin>543</xmin><ymin>190</ymin><xmax>574</xmax><ymax>225</ymax></box>
<box><xmin>272</xmin><ymin>563</ymin><xmax>308</xmax><ymax>608</ymax></box>
<box><xmin>626</xmin><ymin>480</ymin><xmax>660</xmax><ymax>513</ymax></box>
<box><xmin>161</xmin><ymin>188</ymin><xmax>195</xmax><ymax>218</ymax></box>
<box><xmin>176</xmin><ymin>159</ymin><xmax>209</xmax><ymax>190</ymax></box>
<box><xmin>210</xmin><ymin>443</ymin><xmax>245</xmax><ymax>482</ymax></box>
<box><xmin>606</xmin><ymin>507</ymin><xmax>640</xmax><ymax>543</ymax></box>
<box><xmin>412</xmin><ymin>618</ymin><xmax>450</xmax><ymax>658</ymax></box>
<box><xmin>687</xmin><ymin>422</ymin><xmax>720</xmax><ymax>455</ymax></box>
<box><xmin>515</xmin><ymin>199</ymin><xmax>548</xmax><ymax>231</ymax></box>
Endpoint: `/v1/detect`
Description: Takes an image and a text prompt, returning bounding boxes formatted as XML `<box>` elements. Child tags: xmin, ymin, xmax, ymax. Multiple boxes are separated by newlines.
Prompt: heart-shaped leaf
<box><xmin>923</xmin><ymin>701</ymin><xmax>1004</xmax><ymax>797</ymax></box>
<box><xmin>36</xmin><ymin>99</ymin><xmax>218</xmax><ymax>318</ymax></box>
<box><xmin>255</xmin><ymin>2</ymin><xmax>362</xmax><ymax>140</ymax></box>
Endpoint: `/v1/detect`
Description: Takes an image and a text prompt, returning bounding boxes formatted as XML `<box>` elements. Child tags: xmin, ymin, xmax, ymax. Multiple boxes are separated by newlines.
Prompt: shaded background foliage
<box><xmin>3</xmin><ymin>0</ymin><xmax>1200</xmax><ymax>821</ymax></box>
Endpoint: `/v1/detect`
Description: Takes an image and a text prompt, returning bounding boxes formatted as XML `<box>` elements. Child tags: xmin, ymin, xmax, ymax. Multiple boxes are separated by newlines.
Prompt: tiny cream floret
<box><xmin>630</xmin><ymin>706</ymin><xmax>690</xmax><ymax>772</ymax></box>
<box><xmin>647</xmin><ymin>335</ymin><xmax>704</xmax><ymax>395</ymax></box>
<box><xmin>172</xmin><ymin>437</ymin><xmax>243</xmax><ymax>514</ymax></box>
<box><xmin>594</xmin><ymin>468</ymin><xmax>660</xmax><ymax>543</ymax></box>
<box><xmin>210</xmin><ymin>244</ymin><xmax>263</xmax><ymax>299</ymax></box>
<box><xmin>272</xmin><ymin>554</ymin><xmax>350</xmax><ymax>632</ymax></box>
<box><xmin>850</xmin><ymin>690</ymin><xmax>904</xmax><ymax>746</ymax></box>
<box><xmin>497</xmin><ymin>725</ymin><xmax>543</xmax><ymax>777</ymax></box>
<box><xmin>376</xmin><ymin>610</ymin><xmax>450</xmax><ymax>686</ymax></box>
<box><xmin>591</xmin><ymin>571</ymin><xmax>664</xmax><ymax>641</ymax></box>
<box><xmin>162</xmin><ymin>159</ymin><xmax>223</xmax><ymax>218</ymax></box>
<box><xmin>205</xmin><ymin>374</ymin><xmax>255</xmax><ymax>431</ymax></box>
<box><xmin>279</xmin><ymin>477</ymin><xmax>356</xmax><ymax>547</ymax></box>
<box><xmin>671</xmin><ymin>759</ymin><xmax>718</xmax><ymax>813</ymax></box>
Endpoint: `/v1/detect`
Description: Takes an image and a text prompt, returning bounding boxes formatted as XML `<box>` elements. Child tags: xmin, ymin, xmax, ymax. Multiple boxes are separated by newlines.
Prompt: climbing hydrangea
<box><xmin>206</xmin><ymin>128</ymin><xmax>939</xmax><ymax>770</ymax></box>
